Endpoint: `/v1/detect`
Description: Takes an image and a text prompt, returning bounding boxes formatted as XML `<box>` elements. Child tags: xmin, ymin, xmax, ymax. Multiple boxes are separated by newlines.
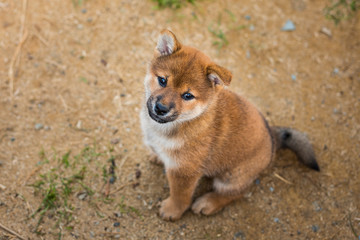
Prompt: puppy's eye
<box><xmin>157</xmin><ymin>76</ymin><xmax>167</xmax><ymax>87</ymax></box>
<box><xmin>182</xmin><ymin>92</ymin><xmax>195</xmax><ymax>101</ymax></box>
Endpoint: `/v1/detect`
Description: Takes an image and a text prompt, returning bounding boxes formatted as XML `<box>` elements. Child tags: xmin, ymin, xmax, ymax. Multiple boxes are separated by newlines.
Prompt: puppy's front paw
<box><xmin>191</xmin><ymin>192</ymin><xmax>223</xmax><ymax>216</ymax></box>
<box><xmin>159</xmin><ymin>198</ymin><xmax>185</xmax><ymax>221</ymax></box>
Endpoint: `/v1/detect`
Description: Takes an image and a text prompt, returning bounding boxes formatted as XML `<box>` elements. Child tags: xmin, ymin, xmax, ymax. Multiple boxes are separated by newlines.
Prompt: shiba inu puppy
<box><xmin>140</xmin><ymin>30</ymin><xmax>319</xmax><ymax>221</ymax></box>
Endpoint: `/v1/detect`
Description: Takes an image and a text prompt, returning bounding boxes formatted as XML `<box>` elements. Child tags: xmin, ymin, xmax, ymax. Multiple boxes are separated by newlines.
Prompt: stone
<box><xmin>281</xmin><ymin>20</ymin><xmax>296</xmax><ymax>31</ymax></box>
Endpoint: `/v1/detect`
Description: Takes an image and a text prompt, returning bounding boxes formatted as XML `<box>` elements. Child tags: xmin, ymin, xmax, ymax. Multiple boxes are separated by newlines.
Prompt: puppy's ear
<box><xmin>155</xmin><ymin>29</ymin><xmax>181</xmax><ymax>57</ymax></box>
<box><xmin>207</xmin><ymin>64</ymin><xmax>232</xmax><ymax>86</ymax></box>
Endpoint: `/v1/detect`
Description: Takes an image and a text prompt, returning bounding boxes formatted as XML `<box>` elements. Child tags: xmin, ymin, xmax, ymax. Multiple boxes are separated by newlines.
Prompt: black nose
<box><xmin>154</xmin><ymin>102</ymin><xmax>170</xmax><ymax>116</ymax></box>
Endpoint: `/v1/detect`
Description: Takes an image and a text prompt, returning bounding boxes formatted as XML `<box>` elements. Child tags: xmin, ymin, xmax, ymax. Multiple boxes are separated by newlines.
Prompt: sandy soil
<box><xmin>0</xmin><ymin>0</ymin><xmax>359</xmax><ymax>239</ymax></box>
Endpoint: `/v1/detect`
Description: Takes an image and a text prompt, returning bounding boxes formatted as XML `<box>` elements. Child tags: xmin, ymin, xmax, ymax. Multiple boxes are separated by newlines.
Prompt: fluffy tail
<box><xmin>271</xmin><ymin>126</ymin><xmax>320</xmax><ymax>171</ymax></box>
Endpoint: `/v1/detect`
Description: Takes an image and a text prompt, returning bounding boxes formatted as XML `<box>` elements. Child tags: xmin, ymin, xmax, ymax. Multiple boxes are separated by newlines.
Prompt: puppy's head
<box><xmin>145</xmin><ymin>29</ymin><xmax>232</xmax><ymax>124</ymax></box>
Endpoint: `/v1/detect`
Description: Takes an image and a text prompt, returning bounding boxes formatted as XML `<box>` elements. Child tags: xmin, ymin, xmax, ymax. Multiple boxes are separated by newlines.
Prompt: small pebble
<box><xmin>291</xmin><ymin>74</ymin><xmax>296</xmax><ymax>81</ymax></box>
<box><xmin>311</xmin><ymin>225</ymin><xmax>319</xmax><ymax>232</ymax></box>
<box><xmin>333</xmin><ymin>108</ymin><xmax>339</xmax><ymax>114</ymax></box>
<box><xmin>180</xmin><ymin>224</ymin><xmax>187</xmax><ymax>229</ymax></box>
<box><xmin>44</xmin><ymin>126</ymin><xmax>51</xmax><ymax>131</ymax></box>
<box><xmin>320</xmin><ymin>27</ymin><xmax>332</xmax><ymax>37</ymax></box>
<box><xmin>111</xmin><ymin>138</ymin><xmax>120</xmax><ymax>144</ymax></box>
<box><xmin>269</xmin><ymin>187</ymin><xmax>274</xmax><ymax>192</ymax></box>
<box><xmin>114</xmin><ymin>235</ymin><xmax>121</xmax><ymax>239</ymax></box>
<box><xmin>245</xmin><ymin>15</ymin><xmax>251</xmax><ymax>20</ymax></box>
<box><xmin>0</xmin><ymin>161</ymin><xmax>3</xmax><ymax>166</ymax></box>
<box><xmin>76</xmin><ymin>120</ymin><xmax>82</xmax><ymax>129</ymax></box>
<box><xmin>246</xmin><ymin>50</ymin><xmax>251</xmax><ymax>59</ymax></box>
<box><xmin>333</xmin><ymin>68</ymin><xmax>339</xmax><ymax>74</ymax></box>
<box><xmin>101</xmin><ymin>59</ymin><xmax>107</xmax><ymax>66</ymax></box>
<box><xmin>10</xmin><ymin>137</ymin><xmax>15</xmax><ymax>142</ymax></box>
<box><xmin>77</xmin><ymin>192</ymin><xmax>87</xmax><ymax>200</ymax></box>
<box><xmin>281</xmin><ymin>20</ymin><xmax>296</xmax><ymax>31</ymax></box>
<box><xmin>312</xmin><ymin>201</ymin><xmax>322</xmax><ymax>211</ymax></box>
<box><xmin>135</xmin><ymin>169</ymin><xmax>141</xmax><ymax>179</ymax></box>
<box><xmin>274</xmin><ymin>218</ymin><xmax>280</xmax><ymax>223</ymax></box>
<box><xmin>77</xmin><ymin>24</ymin><xmax>84</xmax><ymax>30</ymax></box>
<box><xmin>89</xmin><ymin>231</ymin><xmax>95</xmax><ymax>238</ymax></box>
<box><xmin>249</xmin><ymin>24</ymin><xmax>255</xmax><ymax>31</ymax></box>
<box><xmin>234</xmin><ymin>231</ymin><xmax>245</xmax><ymax>239</ymax></box>
<box><xmin>81</xmin><ymin>8</ymin><xmax>87</xmax><ymax>14</ymax></box>
<box><xmin>35</xmin><ymin>123</ymin><xmax>43</xmax><ymax>130</ymax></box>
<box><xmin>311</xmin><ymin>116</ymin><xmax>315</xmax><ymax>121</ymax></box>
<box><xmin>109</xmin><ymin>176</ymin><xmax>116</xmax><ymax>184</ymax></box>
<box><xmin>113</xmin><ymin>222</ymin><xmax>120</xmax><ymax>227</ymax></box>
<box><xmin>255</xmin><ymin>179</ymin><xmax>260</xmax><ymax>185</ymax></box>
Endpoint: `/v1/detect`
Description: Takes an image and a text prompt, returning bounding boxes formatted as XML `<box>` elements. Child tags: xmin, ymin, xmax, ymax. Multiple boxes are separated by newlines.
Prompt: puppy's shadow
<box><xmin>192</xmin><ymin>177</ymin><xmax>214</xmax><ymax>200</ymax></box>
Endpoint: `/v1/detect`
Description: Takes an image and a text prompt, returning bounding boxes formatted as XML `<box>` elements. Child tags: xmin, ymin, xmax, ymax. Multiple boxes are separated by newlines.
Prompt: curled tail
<box><xmin>271</xmin><ymin>126</ymin><xmax>320</xmax><ymax>171</ymax></box>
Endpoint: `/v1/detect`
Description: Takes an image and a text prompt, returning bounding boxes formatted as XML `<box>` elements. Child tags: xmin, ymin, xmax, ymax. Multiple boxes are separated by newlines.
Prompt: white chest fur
<box><xmin>140</xmin><ymin>106</ymin><xmax>183</xmax><ymax>169</ymax></box>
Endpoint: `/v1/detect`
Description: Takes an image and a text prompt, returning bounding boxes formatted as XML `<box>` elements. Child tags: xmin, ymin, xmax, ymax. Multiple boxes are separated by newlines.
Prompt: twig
<box><xmin>15</xmin><ymin>0</ymin><xmax>28</xmax><ymax>69</ymax></box>
<box><xmin>45</xmin><ymin>59</ymin><xmax>66</xmax><ymax>70</ymax></box>
<box><xmin>329</xmin><ymin>211</ymin><xmax>356</xmax><ymax>239</ymax></box>
<box><xmin>19</xmin><ymin>0</ymin><xmax>28</xmax><ymax>44</ymax></box>
<box><xmin>8</xmin><ymin>29</ymin><xmax>28</xmax><ymax>99</ymax></box>
<box><xmin>23</xmin><ymin>197</ymin><xmax>34</xmax><ymax>216</ymax></box>
<box><xmin>22</xmin><ymin>166</ymin><xmax>42</xmax><ymax>185</ymax></box>
<box><xmin>348</xmin><ymin>212</ymin><xmax>359</xmax><ymax>239</ymax></box>
<box><xmin>33</xmin><ymin>32</ymin><xmax>49</xmax><ymax>46</ymax></box>
<box><xmin>58</xmin><ymin>95</ymin><xmax>69</xmax><ymax>111</ymax></box>
<box><xmin>93</xmin><ymin>202</ymin><xmax>112</xmax><ymax>220</ymax></box>
<box><xmin>118</xmin><ymin>155</ymin><xmax>129</xmax><ymax>169</ymax></box>
<box><xmin>110</xmin><ymin>182</ymin><xmax>132</xmax><ymax>195</ymax></box>
<box><xmin>9</xmin><ymin>0</ymin><xmax>28</xmax><ymax>99</ymax></box>
<box><xmin>273</xmin><ymin>172</ymin><xmax>293</xmax><ymax>185</ymax></box>
<box><xmin>104</xmin><ymin>179</ymin><xmax>111</xmax><ymax>197</ymax></box>
<box><xmin>0</xmin><ymin>223</ymin><xmax>26</xmax><ymax>240</ymax></box>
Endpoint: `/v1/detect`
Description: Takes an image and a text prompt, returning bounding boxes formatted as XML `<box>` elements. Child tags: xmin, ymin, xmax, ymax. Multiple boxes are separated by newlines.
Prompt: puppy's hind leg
<box><xmin>191</xmin><ymin>192</ymin><xmax>240</xmax><ymax>215</ymax></box>
<box><xmin>191</xmin><ymin>173</ymin><xmax>255</xmax><ymax>215</ymax></box>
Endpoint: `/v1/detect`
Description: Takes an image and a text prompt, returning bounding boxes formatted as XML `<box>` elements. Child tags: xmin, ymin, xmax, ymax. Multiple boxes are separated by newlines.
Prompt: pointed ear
<box><xmin>207</xmin><ymin>64</ymin><xmax>232</xmax><ymax>86</ymax></box>
<box><xmin>155</xmin><ymin>29</ymin><xmax>181</xmax><ymax>57</ymax></box>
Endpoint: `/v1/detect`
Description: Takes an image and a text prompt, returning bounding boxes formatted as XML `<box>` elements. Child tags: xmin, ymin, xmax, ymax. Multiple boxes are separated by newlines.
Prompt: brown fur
<box><xmin>140</xmin><ymin>30</ymin><xmax>319</xmax><ymax>221</ymax></box>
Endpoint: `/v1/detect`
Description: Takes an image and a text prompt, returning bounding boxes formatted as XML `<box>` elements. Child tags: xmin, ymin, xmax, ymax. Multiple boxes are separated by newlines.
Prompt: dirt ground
<box><xmin>0</xmin><ymin>0</ymin><xmax>359</xmax><ymax>239</ymax></box>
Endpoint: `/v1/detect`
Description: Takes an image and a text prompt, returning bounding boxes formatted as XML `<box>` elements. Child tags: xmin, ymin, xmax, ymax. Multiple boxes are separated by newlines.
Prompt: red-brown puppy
<box><xmin>140</xmin><ymin>30</ymin><xmax>319</xmax><ymax>221</ymax></box>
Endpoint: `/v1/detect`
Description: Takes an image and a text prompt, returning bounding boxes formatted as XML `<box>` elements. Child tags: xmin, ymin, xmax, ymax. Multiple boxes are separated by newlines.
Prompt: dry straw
<box><xmin>8</xmin><ymin>0</ymin><xmax>28</xmax><ymax>99</ymax></box>
<box><xmin>0</xmin><ymin>223</ymin><xmax>26</xmax><ymax>240</ymax></box>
